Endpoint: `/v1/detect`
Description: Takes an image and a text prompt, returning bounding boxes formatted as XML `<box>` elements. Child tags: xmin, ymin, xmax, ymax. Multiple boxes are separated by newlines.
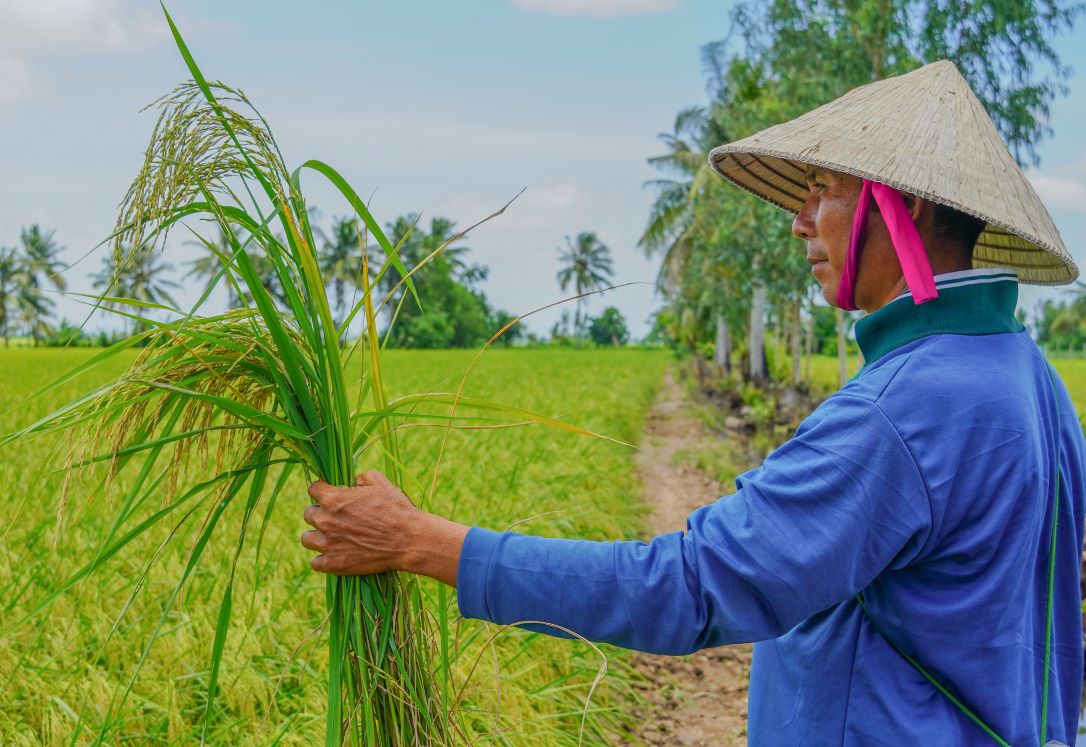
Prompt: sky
<box><xmin>1</xmin><ymin>0</ymin><xmax>1084</xmax><ymax>340</ymax></box>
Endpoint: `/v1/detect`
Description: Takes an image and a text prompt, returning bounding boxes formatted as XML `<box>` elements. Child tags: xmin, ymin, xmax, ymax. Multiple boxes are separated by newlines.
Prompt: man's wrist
<box><xmin>402</xmin><ymin>511</ymin><xmax>470</xmax><ymax>587</ymax></box>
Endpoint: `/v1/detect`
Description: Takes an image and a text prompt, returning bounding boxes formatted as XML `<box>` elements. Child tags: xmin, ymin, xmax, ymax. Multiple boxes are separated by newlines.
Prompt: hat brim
<box><xmin>710</xmin><ymin>145</ymin><xmax>1078</xmax><ymax>286</ymax></box>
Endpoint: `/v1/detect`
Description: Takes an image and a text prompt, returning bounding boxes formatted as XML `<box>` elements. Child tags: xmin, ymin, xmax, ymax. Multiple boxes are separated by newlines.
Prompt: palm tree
<box><xmin>424</xmin><ymin>217</ymin><xmax>476</xmax><ymax>281</ymax></box>
<box><xmin>9</xmin><ymin>225</ymin><xmax>68</xmax><ymax>345</ymax></box>
<box><xmin>14</xmin><ymin>276</ymin><xmax>55</xmax><ymax>345</ymax></box>
<box><xmin>386</xmin><ymin>215</ymin><xmax>474</xmax><ymax>281</ymax></box>
<box><xmin>556</xmin><ymin>231</ymin><xmax>614</xmax><ymax>337</ymax></box>
<box><xmin>185</xmin><ymin>226</ymin><xmax>290</xmax><ymax>310</ymax></box>
<box><xmin>320</xmin><ymin>217</ymin><xmax>362</xmax><ymax>323</ymax></box>
<box><xmin>93</xmin><ymin>244</ymin><xmax>181</xmax><ymax>335</ymax></box>
<box><xmin>0</xmin><ymin>248</ymin><xmax>18</xmax><ymax>346</ymax></box>
<box><xmin>639</xmin><ymin>106</ymin><xmax>738</xmax><ymax>371</ymax></box>
<box><xmin>641</xmin><ymin>49</ymin><xmax>813</xmax><ymax>385</ymax></box>
<box><xmin>249</xmin><ymin>245</ymin><xmax>290</xmax><ymax>308</ymax></box>
<box><xmin>20</xmin><ymin>225</ymin><xmax>68</xmax><ymax>292</ymax></box>
<box><xmin>185</xmin><ymin>224</ymin><xmax>244</xmax><ymax>309</ymax></box>
<box><xmin>639</xmin><ymin>106</ymin><xmax>716</xmax><ymax>288</ymax></box>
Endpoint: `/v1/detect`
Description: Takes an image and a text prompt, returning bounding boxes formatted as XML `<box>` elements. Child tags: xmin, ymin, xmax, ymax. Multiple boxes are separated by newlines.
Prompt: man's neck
<box><xmin>872</xmin><ymin>261</ymin><xmax>974</xmax><ymax>311</ymax></box>
<box><xmin>893</xmin><ymin>267</ymin><xmax>1004</xmax><ymax>301</ymax></box>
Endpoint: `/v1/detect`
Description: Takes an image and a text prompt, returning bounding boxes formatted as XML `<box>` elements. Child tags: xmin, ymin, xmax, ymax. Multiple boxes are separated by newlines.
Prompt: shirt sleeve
<box><xmin>456</xmin><ymin>393</ymin><xmax>933</xmax><ymax>655</ymax></box>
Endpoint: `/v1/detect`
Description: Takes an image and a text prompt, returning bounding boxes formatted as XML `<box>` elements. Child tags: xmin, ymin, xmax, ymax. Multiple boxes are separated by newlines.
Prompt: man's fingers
<box><xmin>300</xmin><ymin>530</ymin><xmax>328</xmax><ymax>552</ymax></box>
<box><xmin>356</xmin><ymin>470</ymin><xmax>394</xmax><ymax>490</ymax></box>
<box><xmin>309</xmin><ymin>481</ymin><xmax>353</xmax><ymax>510</ymax></box>
<box><xmin>308</xmin><ymin>480</ymin><xmax>336</xmax><ymax>505</ymax></box>
<box><xmin>303</xmin><ymin>504</ymin><xmax>325</xmax><ymax>528</ymax></box>
<box><xmin>310</xmin><ymin>554</ymin><xmax>366</xmax><ymax>576</ymax></box>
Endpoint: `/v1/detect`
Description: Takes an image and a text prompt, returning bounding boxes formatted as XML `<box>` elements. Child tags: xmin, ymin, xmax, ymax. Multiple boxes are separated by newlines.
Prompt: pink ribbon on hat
<box><xmin>836</xmin><ymin>179</ymin><xmax>939</xmax><ymax>310</ymax></box>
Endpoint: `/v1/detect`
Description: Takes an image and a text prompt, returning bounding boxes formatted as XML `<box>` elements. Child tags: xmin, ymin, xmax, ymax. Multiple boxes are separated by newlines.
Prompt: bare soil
<box><xmin>621</xmin><ymin>368</ymin><xmax>753</xmax><ymax>746</ymax></box>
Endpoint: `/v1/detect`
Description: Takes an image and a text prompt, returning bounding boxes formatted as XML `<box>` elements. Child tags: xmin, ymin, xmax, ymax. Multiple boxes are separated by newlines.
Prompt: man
<box><xmin>301</xmin><ymin>61</ymin><xmax>1085</xmax><ymax>745</ymax></box>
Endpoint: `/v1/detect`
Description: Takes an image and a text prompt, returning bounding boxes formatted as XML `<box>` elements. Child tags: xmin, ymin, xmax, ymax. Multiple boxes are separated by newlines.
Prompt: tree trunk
<box><xmin>749</xmin><ymin>281</ymin><xmax>767</xmax><ymax>383</ymax></box>
<box><xmin>693</xmin><ymin>351</ymin><xmax>710</xmax><ymax>385</ymax></box>
<box><xmin>713</xmin><ymin>312</ymin><xmax>731</xmax><ymax>374</ymax></box>
<box><xmin>836</xmin><ymin>308</ymin><xmax>847</xmax><ymax>389</ymax></box>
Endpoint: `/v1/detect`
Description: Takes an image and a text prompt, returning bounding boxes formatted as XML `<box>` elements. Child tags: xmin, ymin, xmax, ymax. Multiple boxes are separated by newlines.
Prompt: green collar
<box><xmin>853</xmin><ymin>272</ymin><xmax>1024</xmax><ymax>373</ymax></box>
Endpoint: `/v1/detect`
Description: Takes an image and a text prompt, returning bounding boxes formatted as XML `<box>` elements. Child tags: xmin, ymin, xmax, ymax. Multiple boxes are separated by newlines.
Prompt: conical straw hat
<box><xmin>708</xmin><ymin>60</ymin><xmax>1078</xmax><ymax>285</ymax></box>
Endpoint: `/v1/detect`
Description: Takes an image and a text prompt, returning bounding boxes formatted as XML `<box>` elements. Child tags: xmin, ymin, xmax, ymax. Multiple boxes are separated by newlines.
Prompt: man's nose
<box><xmin>792</xmin><ymin>197</ymin><xmax>816</xmax><ymax>240</ymax></box>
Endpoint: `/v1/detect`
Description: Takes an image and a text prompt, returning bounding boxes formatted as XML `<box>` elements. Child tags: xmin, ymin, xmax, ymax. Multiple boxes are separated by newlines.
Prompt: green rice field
<box><xmin>0</xmin><ymin>347</ymin><xmax>667</xmax><ymax>745</ymax></box>
<box><xmin>2</xmin><ymin>347</ymin><xmax>1083</xmax><ymax>745</ymax></box>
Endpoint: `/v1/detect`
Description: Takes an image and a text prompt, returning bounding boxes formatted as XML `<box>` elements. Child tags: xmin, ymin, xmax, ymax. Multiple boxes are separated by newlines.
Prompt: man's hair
<box><xmin>932</xmin><ymin>202</ymin><xmax>986</xmax><ymax>256</ymax></box>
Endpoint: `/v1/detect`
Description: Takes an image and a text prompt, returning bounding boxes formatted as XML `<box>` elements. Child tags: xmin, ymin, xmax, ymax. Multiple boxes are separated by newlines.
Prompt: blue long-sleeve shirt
<box><xmin>457</xmin><ymin>268</ymin><xmax>1086</xmax><ymax>745</ymax></box>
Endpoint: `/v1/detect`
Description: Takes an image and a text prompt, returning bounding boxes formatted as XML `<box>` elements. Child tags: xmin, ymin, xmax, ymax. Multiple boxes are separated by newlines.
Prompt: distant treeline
<box><xmin>1032</xmin><ymin>287</ymin><xmax>1086</xmax><ymax>355</ymax></box>
<box><xmin>1</xmin><ymin>217</ymin><xmax>633</xmax><ymax>349</ymax></box>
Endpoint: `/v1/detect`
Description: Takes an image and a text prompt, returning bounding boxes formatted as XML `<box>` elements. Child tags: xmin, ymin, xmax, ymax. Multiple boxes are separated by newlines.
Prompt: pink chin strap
<box><xmin>836</xmin><ymin>179</ymin><xmax>939</xmax><ymax>311</ymax></box>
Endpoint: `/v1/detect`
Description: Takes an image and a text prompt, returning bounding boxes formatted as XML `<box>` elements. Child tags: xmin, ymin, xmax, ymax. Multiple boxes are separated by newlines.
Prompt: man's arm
<box><xmin>302</xmin><ymin>470</ymin><xmax>469</xmax><ymax>587</ymax></box>
<box><xmin>302</xmin><ymin>394</ymin><xmax>933</xmax><ymax>655</ymax></box>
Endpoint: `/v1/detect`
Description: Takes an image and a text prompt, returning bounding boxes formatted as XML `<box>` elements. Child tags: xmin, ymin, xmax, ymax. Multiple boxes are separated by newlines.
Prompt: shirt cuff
<box><xmin>456</xmin><ymin>525</ymin><xmax>504</xmax><ymax>621</ymax></box>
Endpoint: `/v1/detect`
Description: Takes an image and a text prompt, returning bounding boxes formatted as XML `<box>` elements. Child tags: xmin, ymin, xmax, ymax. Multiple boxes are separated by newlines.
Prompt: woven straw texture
<box><xmin>708</xmin><ymin>60</ymin><xmax>1078</xmax><ymax>285</ymax></box>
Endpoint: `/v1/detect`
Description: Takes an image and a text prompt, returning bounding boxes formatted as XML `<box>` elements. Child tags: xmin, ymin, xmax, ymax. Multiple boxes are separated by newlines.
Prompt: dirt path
<box><xmin>622</xmin><ymin>368</ymin><xmax>753</xmax><ymax>746</ymax></box>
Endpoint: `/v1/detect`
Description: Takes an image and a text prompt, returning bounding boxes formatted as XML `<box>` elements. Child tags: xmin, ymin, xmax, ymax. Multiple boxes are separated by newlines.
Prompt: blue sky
<box><xmin>1</xmin><ymin>0</ymin><xmax>1084</xmax><ymax>339</ymax></box>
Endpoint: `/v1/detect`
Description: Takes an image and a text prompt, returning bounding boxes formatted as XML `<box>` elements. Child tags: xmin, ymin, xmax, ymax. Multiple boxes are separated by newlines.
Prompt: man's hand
<box><xmin>301</xmin><ymin>470</ymin><xmax>469</xmax><ymax>587</ymax></box>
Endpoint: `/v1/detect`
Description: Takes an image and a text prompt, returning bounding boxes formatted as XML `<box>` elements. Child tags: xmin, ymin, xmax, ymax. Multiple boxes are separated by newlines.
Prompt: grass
<box><xmin>0</xmin><ymin>346</ymin><xmax>668</xmax><ymax>745</ymax></box>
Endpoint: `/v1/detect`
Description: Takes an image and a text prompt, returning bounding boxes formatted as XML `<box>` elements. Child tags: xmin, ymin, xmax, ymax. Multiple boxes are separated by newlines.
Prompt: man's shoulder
<box><xmin>841</xmin><ymin>330</ymin><xmax>1040</xmax><ymax>413</ymax></box>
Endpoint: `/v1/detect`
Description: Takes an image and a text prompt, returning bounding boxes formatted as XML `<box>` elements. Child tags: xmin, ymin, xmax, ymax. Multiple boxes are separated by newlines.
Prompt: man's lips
<box><xmin>807</xmin><ymin>254</ymin><xmax>828</xmax><ymax>266</ymax></box>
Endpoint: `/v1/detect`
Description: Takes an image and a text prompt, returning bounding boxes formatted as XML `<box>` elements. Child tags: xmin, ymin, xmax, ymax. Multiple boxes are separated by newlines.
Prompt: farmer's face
<box><xmin>792</xmin><ymin>167</ymin><xmax>908</xmax><ymax>312</ymax></box>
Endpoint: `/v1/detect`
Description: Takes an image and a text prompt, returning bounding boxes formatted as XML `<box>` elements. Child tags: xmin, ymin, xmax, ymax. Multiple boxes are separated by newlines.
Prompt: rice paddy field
<box><xmin>3</xmin><ymin>347</ymin><xmax>1084</xmax><ymax>745</ymax></box>
<box><xmin>0</xmin><ymin>347</ymin><xmax>667</xmax><ymax>745</ymax></box>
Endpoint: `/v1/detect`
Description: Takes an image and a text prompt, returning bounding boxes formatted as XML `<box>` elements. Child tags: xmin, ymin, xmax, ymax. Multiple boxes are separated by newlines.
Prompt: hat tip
<box><xmin>924</xmin><ymin>58</ymin><xmax>964</xmax><ymax>77</ymax></box>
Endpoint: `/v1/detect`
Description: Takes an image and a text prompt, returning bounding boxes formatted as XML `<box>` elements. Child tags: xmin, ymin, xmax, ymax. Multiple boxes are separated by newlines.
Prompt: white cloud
<box><xmin>0</xmin><ymin>0</ymin><xmax>172</xmax><ymax>102</ymax></box>
<box><xmin>512</xmin><ymin>0</ymin><xmax>680</xmax><ymax>17</ymax></box>
<box><xmin>0</xmin><ymin>55</ymin><xmax>30</xmax><ymax>102</ymax></box>
<box><xmin>0</xmin><ymin>0</ymin><xmax>166</xmax><ymax>53</ymax></box>
<box><xmin>1027</xmin><ymin>167</ymin><xmax>1086</xmax><ymax>210</ymax></box>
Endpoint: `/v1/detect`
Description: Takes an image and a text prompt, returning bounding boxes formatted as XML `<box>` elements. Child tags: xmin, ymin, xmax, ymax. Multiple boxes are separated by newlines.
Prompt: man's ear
<box><xmin>901</xmin><ymin>193</ymin><xmax>927</xmax><ymax>222</ymax></box>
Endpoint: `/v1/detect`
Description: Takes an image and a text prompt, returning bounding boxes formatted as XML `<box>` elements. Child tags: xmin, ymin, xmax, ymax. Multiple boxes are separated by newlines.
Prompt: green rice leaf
<box><xmin>387</xmin><ymin>392</ymin><xmax>632</xmax><ymax>447</ymax></box>
<box><xmin>1</xmin><ymin>459</ymin><xmax>290</xmax><ymax>637</ymax></box>
<box><xmin>294</xmin><ymin>159</ymin><xmax>419</xmax><ymax>308</ymax></box>
<box><xmin>202</xmin><ymin>452</ymin><xmax>270</xmax><ymax>743</ymax></box>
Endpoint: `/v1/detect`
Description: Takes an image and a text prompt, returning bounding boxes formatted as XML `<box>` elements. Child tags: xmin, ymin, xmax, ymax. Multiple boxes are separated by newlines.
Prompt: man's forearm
<box><xmin>403</xmin><ymin>512</ymin><xmax>470</xmax><ymax>587</ymax></box>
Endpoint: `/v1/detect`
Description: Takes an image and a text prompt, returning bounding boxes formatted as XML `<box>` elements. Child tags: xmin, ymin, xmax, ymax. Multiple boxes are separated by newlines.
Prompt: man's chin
<box><xmin>820</xmin><ymin>284</ymin><xmax>837</xmax><ymax>308</ymax></box>
<box><xmin>812</xmin><ymin>264</ymin><xmax>842</xmax><ymax>308</ymax></box>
